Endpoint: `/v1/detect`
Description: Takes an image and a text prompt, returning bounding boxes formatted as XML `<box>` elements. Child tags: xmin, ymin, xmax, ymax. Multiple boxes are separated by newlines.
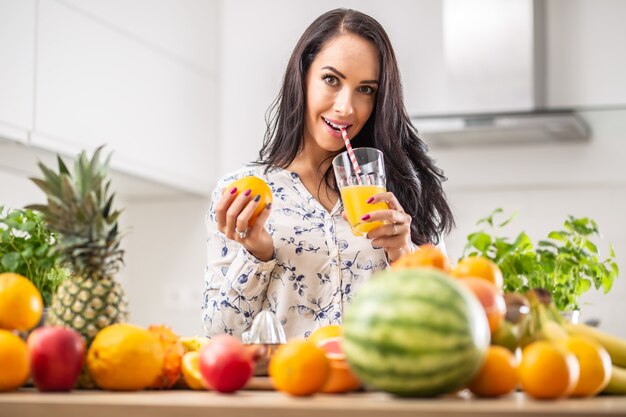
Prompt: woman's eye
<box><xmin>323</xmin><ymin>75</ymin><xmax>339</xmax><ymax>86</ymax></box>
<box><xmin>358</xmin><ymin>85</ymin><xmax>375</xmax><ymax>95</ymax></box>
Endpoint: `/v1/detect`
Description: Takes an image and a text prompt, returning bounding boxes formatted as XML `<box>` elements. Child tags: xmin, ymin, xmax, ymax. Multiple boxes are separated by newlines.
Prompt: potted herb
<box><xmin>462</xmin><ymin>208</ymin><xmax>619</xmax><ymax>312</ymax></box>
<box><xmin>0</xmin><ymin>206</ymin><xmax>68</xmax><ymax>306</ymax></box>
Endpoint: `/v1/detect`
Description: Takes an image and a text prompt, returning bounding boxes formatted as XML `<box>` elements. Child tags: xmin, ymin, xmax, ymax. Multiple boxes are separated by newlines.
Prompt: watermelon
<box><xmin>342</xmin><ymin>268</ymin><xmax>490</xmax><ymax>397</ymax></box>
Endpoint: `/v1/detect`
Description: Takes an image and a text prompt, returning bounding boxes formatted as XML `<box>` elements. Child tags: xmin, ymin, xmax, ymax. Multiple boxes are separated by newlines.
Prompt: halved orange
<box><xmin>317</xmin><ymin>337</ymin><xmax>361</xmax><ymax>394</ymax></box>
<box><xmin>181</xmin><ymin>351</ymin><xmax>207</xmax><ymax>390</ymax></box>
<box><xmin>308</xmin><ymin>325</ymin><xmax>342</xmax><ymax>346</ymax></box>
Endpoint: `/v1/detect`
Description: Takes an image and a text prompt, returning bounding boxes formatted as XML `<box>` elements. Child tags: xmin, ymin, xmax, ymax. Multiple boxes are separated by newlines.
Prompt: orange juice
<box><xmin>340</xmin><ymin>184</ymin><xmax>388</xmax><ymax>236</ymax></box>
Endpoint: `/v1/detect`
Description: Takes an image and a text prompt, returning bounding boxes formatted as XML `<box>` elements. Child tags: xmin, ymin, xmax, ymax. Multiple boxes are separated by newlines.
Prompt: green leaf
<box><xmin>469</xmin><ymin>232</ymin><xmax>492</xmax><ymax>252</ymax></box>
<box><xmin>498</xmin><ymin>211</ymin><xmax>518</xmax><ymax>228</ymax></box>
<box><xmin>537</xmin><ymin>240</ymin><xmax>558</xmax><ymax>249</ymax></box>
<box><xmin>568</xmin><ymin>217</ymin><xmax>597</xmax><ymax>236</ymax></box>
<box><xmin>578</xmin><ymin>278</ymin><xmax>592</xmax><ymax>294</ymax></box>
<box><xmin>1</xmin><ymin>252</ymin><xmax>21</xmax><ymax>270</ymax></box>
<box><xmin>476</xmin><ymin>208</ymin><xmax>502</xmax><ymax>228</ymax></box>
<box><xmin>513</xmin><ymin>232</ymin><xmax>533</xmax><ymax>250</ymax></box>
<box><xmin>602</xmin><ymin>270</ymin><xmax>616</xmax><ymax>293</ymax></box>
<box><xmin>547</xmin><ymin>231</ymin><xmax>568</xmax><ymax>241</ymax></box>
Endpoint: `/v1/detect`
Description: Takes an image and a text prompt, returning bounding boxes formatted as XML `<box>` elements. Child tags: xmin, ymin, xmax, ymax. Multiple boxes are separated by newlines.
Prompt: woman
<box><xmin>202</xmin><ymin>8</ymin><xmax>454</xmax><ymax>339</ymax></box>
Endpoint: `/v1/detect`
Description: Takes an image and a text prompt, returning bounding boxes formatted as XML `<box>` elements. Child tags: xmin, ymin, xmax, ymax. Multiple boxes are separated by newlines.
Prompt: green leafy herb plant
<box><xmin>0</xmin><ymin>206</ymin><xmax>68</xmax><ymax>306</ymax></box>
<box><xmin>462</xmin><ymin>208</ymin><xmax>619</xmax><ymax>312</ymax></box>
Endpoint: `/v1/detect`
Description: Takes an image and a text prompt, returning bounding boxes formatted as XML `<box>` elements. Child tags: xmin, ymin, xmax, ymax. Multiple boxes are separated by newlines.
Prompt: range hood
<box><xmin>412</xmin><ymin>0</ymin><xmax>590</xmax><ymax>147</ymax></box>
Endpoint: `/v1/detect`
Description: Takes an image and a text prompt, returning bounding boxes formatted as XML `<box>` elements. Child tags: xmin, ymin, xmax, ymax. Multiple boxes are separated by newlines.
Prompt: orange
<box><xmin>519</xmin><ymin>340</ymin><xmax>580</xmax><ymax>399</ymax></box>
<box><xmin>317</xmin><ymin>337</ymin><xmax>361</xmax><ymax>394</ymax></box>
<box><xmin>181</xmin><ymin>351</ymin><xmax>207</xmax><ymax>390</ymax></box>
<box><xmin>87</xmin><ymin>323</ymin><xmax>165</xmax><ymax>391</ymax></box>
<box><xmin>148</xmin><ymin>325</ymin><xmax>184</xmax><ymax>389</ymax></box>
<box><xmin>226</xmin><ymin>176</ymin><xmax>273</xmax><ymax>227</ymax></box>
<box><xmin>0</xmin><ymin>329</ymin><xmax>30</xmax><ymax>391</ymax></box>
<box><xmin>562</xmin><ymin>336</ymin><xmax>612</xmax><ymax>397</ymax></box>
<box><xmin>391</xmin><ymin>244</ymin><xmax>452</xmax><ymax>272</ymax></box>
<box><xmin>452</xmin><ymin>256</ymin><xmax>504</xmax><ymax>289</ymax></box>
<box><xmin>468</xmin><ymin>345</ymin><xmax>519</xmax><ymax>397</ymax></box>
<box><xmin>308</xmin><ymin>324</ymin><xmax>343</xmax><ymax>346</ymax></box>
<box><xmin>269</xmin><ymin>339</ymin><xmax>330</xmax><ymax>396</ymax></box>
<box><xmin>0</xmin><ymin>272</ymin><xmax>44</xmax><ymax>331</ymax></box>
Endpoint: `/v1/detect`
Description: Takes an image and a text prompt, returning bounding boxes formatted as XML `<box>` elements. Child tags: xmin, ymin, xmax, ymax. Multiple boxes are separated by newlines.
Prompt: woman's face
<box><xmin>303</xmin><ymin>33</ymin><xmax>380</xmax><ymax>155</ymax></box>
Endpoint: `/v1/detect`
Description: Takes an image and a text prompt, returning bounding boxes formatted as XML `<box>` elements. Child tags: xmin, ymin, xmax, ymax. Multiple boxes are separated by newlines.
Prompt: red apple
<box><xmin>27</xmin><ymin>326</ymin><xmax>86</xmax><ymax>391</ymax></box>
<box><xmin>199</xmin><ymin>334</ymin><xmax>253</xmax><ymax>393</ymax></box>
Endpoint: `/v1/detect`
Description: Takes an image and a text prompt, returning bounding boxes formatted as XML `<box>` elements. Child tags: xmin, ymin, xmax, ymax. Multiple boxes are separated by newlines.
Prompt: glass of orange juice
<box><xmin>332</xmin><ymin>147</ymin><xmax>388</xmax><ymax>237</ymax></box>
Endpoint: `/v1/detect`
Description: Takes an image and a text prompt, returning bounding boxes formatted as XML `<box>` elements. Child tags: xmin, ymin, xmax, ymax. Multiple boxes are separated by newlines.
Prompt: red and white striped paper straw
<box><xmin>341</xmin><ymin>128</ymin><xmax>362</xmax><ymax>185</ymax></box>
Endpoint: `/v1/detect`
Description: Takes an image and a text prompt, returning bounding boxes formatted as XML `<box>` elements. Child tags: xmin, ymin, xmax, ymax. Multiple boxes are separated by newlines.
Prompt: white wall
<box><xmin>123</xmin><ymin>197</ymin><xmax>210</xmax><ymax>336</ymax></box>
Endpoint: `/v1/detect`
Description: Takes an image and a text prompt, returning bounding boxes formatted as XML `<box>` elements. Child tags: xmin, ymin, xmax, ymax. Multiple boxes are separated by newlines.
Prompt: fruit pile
<box><xmin>0</xmin><ymin>270</ymin><xmax>358</xmax><ymax>395</ymax></box>
<box><xmin>3</xmin><ymin>244</ymin><xmax>625</xmax><ymax>398</ymax></box>
<box><xmin>0</xmin><ymin>272</ymin><xmax>196</xmax><ymax>392</ymax></box>
<box><xmin>353</xmin><ymin>246</ymin><xmax>626</xmax><ymax>399</ymax></box>
<box><xmin>179</xmin><ymin>325</ymin><xmax>362</xmax><ymax>396</ymax></box>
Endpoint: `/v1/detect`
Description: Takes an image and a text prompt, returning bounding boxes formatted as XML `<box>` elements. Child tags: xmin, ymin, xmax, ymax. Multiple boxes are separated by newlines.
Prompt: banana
<box><xmin>603</xmin><ymin>365</ymin><xmax>626</xmax><ymax>395</ymax></box>
<box><xmin>541</xmin><ymin>320</ymin><xmax>569</xmax><ymax>342</ymax></box>
<box><xmin>564</xmin><ymin>323</ymin><xmax>626</xmax><ymax>367</ymax></box>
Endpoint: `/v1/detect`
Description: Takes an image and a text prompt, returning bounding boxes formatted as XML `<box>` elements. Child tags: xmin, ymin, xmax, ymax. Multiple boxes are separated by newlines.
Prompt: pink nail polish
<box><xmin>244</xmin><ymin>189</ymin><xmax>252</xmax><ymax>197</ymax></box>
<box><xmin>229</xmin><ymin>187</ymin><xmax>237</xmax><ymax>195</ymax></box>
<box><xmin>361</xmin><ymin>214</ymin><xmax>370</xmax><ymax>221</ymax></box>
<box><xmin>366</xmin><ymin>197</ymin><xmax>375</xmax><ymax>204</ymax></box>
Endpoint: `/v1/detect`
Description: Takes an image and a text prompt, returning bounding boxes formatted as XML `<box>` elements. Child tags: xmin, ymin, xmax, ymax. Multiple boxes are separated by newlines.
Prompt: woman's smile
<box><xmin>321</xmin><ymin>116</ymin><xmax>352</xmax><ymax>139</ymax></box>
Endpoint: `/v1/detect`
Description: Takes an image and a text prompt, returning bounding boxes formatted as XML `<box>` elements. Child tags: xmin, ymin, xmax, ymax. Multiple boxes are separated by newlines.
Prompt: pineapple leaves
<box><xmin>27</xmin><ymin>146</ymin><xmax>124</xmax><ymax>278</ymax></box>
<box><xmin>57</xmin><ymin>155</ymin><xmax>70</xmax><ymax>175</ymax></box>
<box><xmin>35</xmin><ymin>161</ymin><xmax>63</xmax><ymax>196</ymax></box>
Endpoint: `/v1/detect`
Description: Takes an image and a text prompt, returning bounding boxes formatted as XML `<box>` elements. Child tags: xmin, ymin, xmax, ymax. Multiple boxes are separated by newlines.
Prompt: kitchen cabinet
<box><xmin>0</xmin><ymin>0</ymin><xmax>35</xmax><ymax>143</ymax></box>
<box><xmin>1</xmin><ymin>0</ymin><xmax>218</xmax><ymax>197</ymax></box>
<box><xmin>32</xmin><ymin>0</ymin><xmax>217</xmax><ymax>196</ymax></box>
<box><xmin>0</xmin><ymin>390</ymin><xmax>625</xmax><ymax>417</ymax></box>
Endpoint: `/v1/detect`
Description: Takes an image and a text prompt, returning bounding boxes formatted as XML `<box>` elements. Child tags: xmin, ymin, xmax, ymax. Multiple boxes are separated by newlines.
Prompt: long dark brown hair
<box><xmin>258</xmin><ymin>8</ymin><xmax>454</xmax><ymax>245</ymax></box>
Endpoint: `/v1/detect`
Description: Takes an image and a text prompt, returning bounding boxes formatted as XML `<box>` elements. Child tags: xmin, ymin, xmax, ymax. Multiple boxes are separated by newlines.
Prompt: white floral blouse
<box><xmin>201</xmin><ymin>164</ymin><xmax>393</xmax><ymax>340</ymax></box>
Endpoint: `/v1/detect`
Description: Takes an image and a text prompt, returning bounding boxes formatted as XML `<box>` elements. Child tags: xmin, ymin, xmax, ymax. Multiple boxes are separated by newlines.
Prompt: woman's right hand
<box><xmin>215</xmin><ymin>187</ymin><xmax>274</xmax><ymax>262</ymax></box>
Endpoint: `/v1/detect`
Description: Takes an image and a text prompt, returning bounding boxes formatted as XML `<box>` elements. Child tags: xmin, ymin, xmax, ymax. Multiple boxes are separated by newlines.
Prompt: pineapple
<box><xmin>28</xmin><ymin>146</ymin><xmax>128</xmax><ymax>346</ymax></box>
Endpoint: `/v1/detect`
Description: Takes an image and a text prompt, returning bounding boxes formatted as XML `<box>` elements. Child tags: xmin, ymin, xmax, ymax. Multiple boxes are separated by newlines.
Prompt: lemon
<box><xmin>87</xmin><ymin>323</ymin><xmax>164</xmax><ymax>391</ymax></box>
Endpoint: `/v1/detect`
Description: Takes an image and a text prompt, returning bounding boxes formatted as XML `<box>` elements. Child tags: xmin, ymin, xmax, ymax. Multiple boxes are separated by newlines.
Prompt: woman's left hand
<box><xmin>342</xmin><ymin>191</ymin><xmax>413</xmax><ymax>262</ymax></box>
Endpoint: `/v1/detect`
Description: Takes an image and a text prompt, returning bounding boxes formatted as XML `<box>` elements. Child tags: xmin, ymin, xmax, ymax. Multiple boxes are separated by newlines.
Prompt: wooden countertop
<box><xmin>1</xmin><ymin>390</ymin><xmax>625</xmax><ymax>417</ymax></box>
